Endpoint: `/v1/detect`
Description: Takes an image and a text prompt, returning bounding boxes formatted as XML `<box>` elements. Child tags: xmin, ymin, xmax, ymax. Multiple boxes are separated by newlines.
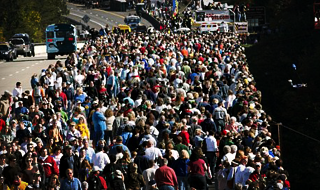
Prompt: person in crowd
<box><xmin>187</xmin><ymin>147</ymin><xmax>207</xmax><ymax>190</ymax></box>
<box><xmin>60</xmin><ymin>168</ymin><xmax>82</xmax><ymax>190</ymax></box>
<box><xmin>172</xmin><ymin>149</ymin><xmax>190</xmax><ymax>190</ymax></box>
<box><xmin>155</xmin><ymin>158</ymin><xmax>178</xmax><ymax>190</ymax></box>
<box><xmin>142</xmin><ymin>159</ymin><xmax>157</xmax><ymax>190</ymax></box>
<box><xmin>38</xmin><ymin>148</ymin><xmax>59</xmax><ymax>183</ymax></box>
<box><xmin>88</xmin><ymin>166</ymin><xmax>107</xmax><ymax>190</ymax></box>
<box><xmin>59</xmin><ymin>145</ymin><xmax>80</xmax><ymax>180</ymax></box>
<box><xmin>0</xmin><ymin>24</ymin><xmax>289</xmax><ymax>190</ymax></box>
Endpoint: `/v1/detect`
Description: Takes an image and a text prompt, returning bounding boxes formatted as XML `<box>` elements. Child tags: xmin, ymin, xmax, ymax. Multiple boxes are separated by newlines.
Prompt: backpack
<box><xmin>34</xmin><ymin>86</ymin><xmax>41</xmax><ymax>97</ymax></box>
<box><xmin>88</xmin><ymin>175</ymin><xmax>102</xmax><ymax>190</ymax></box>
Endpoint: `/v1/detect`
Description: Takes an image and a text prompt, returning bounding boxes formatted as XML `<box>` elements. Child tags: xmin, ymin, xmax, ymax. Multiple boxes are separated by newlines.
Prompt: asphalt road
<box><xmin>0</xmin><ymin>54</ymin><xmax>63</xmax><ymax>94</ymax></box>
<box><xmin>67</xmin><ymin>3</ymin><xmax>152</xmax><ymax>29</ymax></box>
<box><xmin>0</xmin><ymin>4</ymin><xmax>152</xmax><ymax>95</ymax></box>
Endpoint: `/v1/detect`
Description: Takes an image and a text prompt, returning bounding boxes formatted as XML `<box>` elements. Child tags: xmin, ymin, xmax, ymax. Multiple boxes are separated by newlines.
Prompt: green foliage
<box><xmin>0</xmin><ymin>0</ymin><xmax>69</xmax><ymax>42</ymax></box>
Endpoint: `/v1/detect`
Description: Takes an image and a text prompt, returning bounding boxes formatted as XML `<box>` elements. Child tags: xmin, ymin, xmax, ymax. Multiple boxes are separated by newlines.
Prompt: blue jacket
<box><xmin>92</xmin><ymin>111</ymin><xmax>106</xmax><ymax>132</ymax></box>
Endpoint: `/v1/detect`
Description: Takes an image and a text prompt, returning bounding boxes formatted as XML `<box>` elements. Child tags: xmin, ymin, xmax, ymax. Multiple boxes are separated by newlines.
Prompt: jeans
<box><xmin>159</xmin><ymin>185</ymin><xmax>175</xmax><ymax>190</ymax></box>
<box><xmin>105</xmin><ymin>130</ymin><xmax>113</xmax><ymax>146</ymax></box>
<box><xmin>95</xmin><ymin>131</ymin><xmax>104</xmax><ymax>146</ymax></box>
<box><xmin>177</xmin><ymin>176</ymin><xmax>189</xmax><ymax>190</ymax></box>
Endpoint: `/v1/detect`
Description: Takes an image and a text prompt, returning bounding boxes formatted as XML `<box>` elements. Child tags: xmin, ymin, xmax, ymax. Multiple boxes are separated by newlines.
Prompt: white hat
<box><xmin>92</xmin><ymin>166</ymin><xmax>102</xmax><ymax>172</ymax></box>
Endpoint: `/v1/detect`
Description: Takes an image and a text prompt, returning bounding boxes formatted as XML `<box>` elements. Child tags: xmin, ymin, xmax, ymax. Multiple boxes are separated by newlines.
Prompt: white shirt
<box><xmin>92</xmin><ymin>151</ymin><xmax>110</xmax><ymax>170</ymax></box>
<box><xmin>143</xmin><ymin>167</ymin><xmax>157</xmax><ymax>190</ymax></box>
<box><xmin>13</xmin><ymin>87</ymin><xmax>23</xmax><ymax>98</ymax></box>
<box><xmin>222</xmin><ymin>152</ymin><xmax>236</xmax><ymax>165</ymax></box>
<box><xmin>206</xmin><ymin>135</ymin><xmax>218</xmax><ymax>152</ymax></box>
<box><xmin>145</xmin><ymin>147</ymin><xmax>162</xmax><ymax>161</ymax></box>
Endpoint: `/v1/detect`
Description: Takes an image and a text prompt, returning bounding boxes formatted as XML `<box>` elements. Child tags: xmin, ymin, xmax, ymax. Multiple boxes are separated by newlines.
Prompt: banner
<box><xmin>234</xmin><ymin>22</ymin><xmax>248</xmax><ymax>34</ymax></box>
<box><xmin>172</xmin><ymin>0</ymin><xmax>179</xmax><ymax>17</ymax></box>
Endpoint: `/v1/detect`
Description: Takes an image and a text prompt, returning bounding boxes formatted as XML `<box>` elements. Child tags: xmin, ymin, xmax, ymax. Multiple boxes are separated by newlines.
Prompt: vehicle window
<box><xmin>56</xmin><ymin>31</ymin><xmax>65</xmax><ymax>38</ymax></box>
<box><xmin>10</xmin><ymin>39</ymin><xmax>24</xmax><ymax>45</ymax></box>
<box><xmin>0</xmin><ymin>45</ymin><xmax>8</xmax><ymax>51</ymax></box>
<box><xmin>66</xmin><ymin>31</ymin><xmax>75</xmax><ymax>38</ymax></box>
<box><xmin>47</xmin><ymin>32</ymin><xmax>54</xmax><ymax>38</ymax></box>
<box><xmin>22</xmin><ymin>37</ymin><xmax>30</xmax><ymax>44</ymax></box>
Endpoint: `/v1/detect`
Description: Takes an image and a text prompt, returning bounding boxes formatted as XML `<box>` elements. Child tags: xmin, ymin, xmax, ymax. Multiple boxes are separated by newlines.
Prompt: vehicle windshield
<box><xmin>0</xmin><ymin>45</ymin><xmax>9</xmax><ymax>51</ymax></box>
<box><xmin>10</xmin><ymin>39</ymin><xmax>24</xmax><ymax>45</ymax></box>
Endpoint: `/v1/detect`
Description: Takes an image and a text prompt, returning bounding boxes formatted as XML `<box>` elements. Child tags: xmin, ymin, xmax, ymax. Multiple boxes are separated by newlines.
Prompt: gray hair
<box><xmin>223</xmin><ymin>145</ymin><xmax>231</xmax><ymax>154</ymax></box>
<box><xmin>231</xmin><ymin>145</ymin><xmax>238</xmax><ymax>153</ymax></box>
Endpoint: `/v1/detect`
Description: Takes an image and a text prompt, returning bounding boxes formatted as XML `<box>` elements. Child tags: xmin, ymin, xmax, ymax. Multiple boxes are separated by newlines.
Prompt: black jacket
<box><xmin>59</xmin><ymin>154</ymin><xmax>80</xmax><ymax>179</ymax></box>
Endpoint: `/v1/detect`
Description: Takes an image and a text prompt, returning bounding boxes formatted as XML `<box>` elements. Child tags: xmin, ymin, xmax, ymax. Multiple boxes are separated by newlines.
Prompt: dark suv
<box><xmin>9</xmin><ymin>33</ymin><xmax>35</xmax><ymax>57</ymax></box>
<box><xmin>0</xmin><ymin>42</ymin><xmax>15</xmax><ymax>61</ymax></box>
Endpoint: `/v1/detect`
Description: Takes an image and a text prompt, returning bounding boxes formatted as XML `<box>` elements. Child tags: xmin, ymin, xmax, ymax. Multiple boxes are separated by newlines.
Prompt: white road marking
<box><xmin>96</xmin><ymin>14</ymin><xmax>98</xmax><ymax>16</ymax></box>
<box><xmin>32</xmin><ymin>65</ymin><xmax>35</xmax><ymax>67</ymax></box>
<box><xmin>101</xmin><ymin>16</ymin><xmax>104</xmax><ymax>18</ymax></box>
<box><xmin>9</xmin><ymin>74</ymin><xmax>12</xmax><ymax>77</ymax></box>
<box><xmin>90</xmin><ymin>12</ymin><xmax>92</xmax><ymax>14</ymax></box>
<box><xmin>71</xmin><ymin>7</ymin><xmax>73</xmax><ymax>9</ymax></box>
<box><xmin>2</xmin><ymin>78</ymin><xmax>5</xmax><ymax>80</ymax></box>
<box><xmin>26</xmin><ymin>67</ymin><xmax>29</xmax><ymax>69</ymax></box>
<box><xmin>21</xmin><ymin>69</ymin><xmax>25</xmax><ymax>71</ymax></box>
<box><xmin>40</xmin><ymin>61</ymin><xmax>43</xmax><ymax>63</ymax></box>
<box><xmin>84</xmin><ymin>10</ymin><xmax>86</xmax><ymax>12</ymax></box>
<box><xmin>16</xmin><ymin>71</ymin><xmax>19</xmax><ymax>73</ymax></box>
<box><xmin>35</xmin><ymin>63</ymin><xmax>39</xmax><ymax>65</ymax></box>
<box><xmin>70</xmin><ymin>13</ymin><xmax>104</xmax><ymax>27</ymax></box>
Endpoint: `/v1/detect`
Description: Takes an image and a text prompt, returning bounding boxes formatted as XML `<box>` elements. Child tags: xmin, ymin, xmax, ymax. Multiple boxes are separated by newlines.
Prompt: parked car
<box><xmin>9</xmin><ymin>33</ymin><xmax>35</xmax><ymax>57</ymax></box>
<box><xmin>0</xmin><ymin>42</ymin><xmax>15</xmax><ymax>62</ymax></box>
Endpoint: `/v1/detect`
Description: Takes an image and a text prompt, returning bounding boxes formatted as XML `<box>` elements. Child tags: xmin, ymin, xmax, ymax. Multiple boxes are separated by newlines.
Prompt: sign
<box><xmin>234</xmin><ymin>22</ymin><xmax>248</xmax><ymax>34</ymax></box>
<box><xmin>196</xmin><ymin>10</ymin><xmax>232</xmax><ymax>22</ymax></box>
<box><xmin>82</xmin><ymin>15</ymin><xmax>90</xmax><ymax>23</ymax></box>
<box><xmin>246</xmin><ymin>6</ymin><xmax>266</xmax><ymax>26</ymax></box>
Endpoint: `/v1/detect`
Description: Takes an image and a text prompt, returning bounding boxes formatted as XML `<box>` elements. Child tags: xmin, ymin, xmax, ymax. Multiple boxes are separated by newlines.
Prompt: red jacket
<box><xmin>178</xmin><ymin>130</ymin><xmax>190</xmax><ymax>146</ymax></box>
<box><xmin>39</xmin><ymin>155</ymin><xmax>59</xmax><ymax>178</ymax></box>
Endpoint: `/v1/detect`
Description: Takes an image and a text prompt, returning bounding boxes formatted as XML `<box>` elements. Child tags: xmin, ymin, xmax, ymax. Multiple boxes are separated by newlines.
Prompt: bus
<box><xmin>45</xmin><ymin>24</ymin><xmax>77</xmax><ymax>59</ymax></box>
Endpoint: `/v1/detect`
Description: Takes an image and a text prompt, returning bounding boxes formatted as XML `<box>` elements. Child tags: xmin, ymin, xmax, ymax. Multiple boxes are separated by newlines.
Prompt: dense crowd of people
<box><xmin>0</xmin><ymin>26</ymin><xmax>290</xmax><ymax>190</ymax></box>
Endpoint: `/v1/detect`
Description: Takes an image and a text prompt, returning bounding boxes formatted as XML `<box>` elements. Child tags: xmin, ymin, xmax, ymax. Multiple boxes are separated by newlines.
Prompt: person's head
<box><xmin>255</xmin><ymin>162</ymin><xmax>262</xmax><ymax>173</ymax></box>
<box><xmin>116</xmin><ymin>136</ymin><xmax>123</xmax><ymax>144</ymax></box>
<box><xmin>163</xmin><ymin>158</ymin><xmax>169</xmax><ymax>166</ymax></box>
<box><xmin>8</xmin><ymin>155</ymin><xmax>17</xmax><ymax>167</ymax></box>
<box><xmin>79</xmin><ymin>147</ymin><xmax>86</xmax><ymax>158</ymax></box>
<box><xmin>26</xmin><ymin>157</ymin><xmax>33</xmax><ymax>166</ymax></box>
<box><xmin>83</xmin><ymin>139</ymin><xmax>89</xmax><ymax>148</ymax></box>
<box><xmin>231</xmin><ymin>145</ymin><xmax>238</xmax><ymax>154</ymax></box>
<box><xmin>27</xmin><ymin>143</ymin><xmax>34</xmax><ymax>153</ymax></box>
<box><xmin>69</xmin><ymin>122</ymin><xmax>76</xmax><ymax>131</ymax></box>
<box><xmin>40</xmin><ymin>148</ymin><xmax>48</xmax><ymax>157</ymax></box>
<box><xmin>65</xmin><ymin>145</ymin><xmax>73</xmax><ymax>156</ymax></box>
<box><xmin>181</xmin><ymin>149</ymin><xmax>190</xmax><ymax>159</ymax></box>
<box><xmin>16</xmin><ymin>82</ymin><xmax>21</xmax><ymax>88</ymax></box>
<box><xmin>66</xmin><ymin>168</ymin><xmax>74</xmax><ymax>180</ymax></box>
<box><xmin>13</xmin><ymin>173</ymin><xmax>22</xmax><ymax>186</ymax></box>
<box><xmin>49</xmin><ymin>174</ymin><xmax>60</xmax><ymax>186</ymax></box>
<box><xmin>0</xmin><ymin>154</ymin><xmax>6</xmax><ymax>165</ymax></box>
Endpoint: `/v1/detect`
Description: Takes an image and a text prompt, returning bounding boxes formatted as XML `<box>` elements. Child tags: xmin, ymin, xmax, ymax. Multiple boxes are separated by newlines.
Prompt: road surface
<box><xmin>0</xmin><ymin>4</ymin><xmax>152</xmax><ymax>94</ymax></box>
<box><xmin>67</xmin><ymin>3</ymin><xmax>152</xmax><ymax>29</ymax></box>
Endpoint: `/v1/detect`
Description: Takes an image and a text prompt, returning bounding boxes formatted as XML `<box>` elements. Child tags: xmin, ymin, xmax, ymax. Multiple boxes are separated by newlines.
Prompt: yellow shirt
<box><xmin>1</xmin><ymin>181</ymin><xmax>29</xmax><ymax>190</ymax></box>
<box><xmin>76</xmin><ymin>123</ymin><xmax>90</xmax><ymax>139</ymax></box>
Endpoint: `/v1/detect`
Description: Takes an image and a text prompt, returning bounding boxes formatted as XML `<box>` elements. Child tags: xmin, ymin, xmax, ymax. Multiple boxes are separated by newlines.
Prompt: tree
<box><xmin>0</xmin><ymin>0</ymin><xmax>69</xmax><ymax>42</ymax></box>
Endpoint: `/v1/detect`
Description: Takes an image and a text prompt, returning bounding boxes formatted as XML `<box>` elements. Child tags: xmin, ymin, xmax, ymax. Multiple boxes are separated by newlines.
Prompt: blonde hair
<box><xmin>181</xmin><ymin>149</ymin><xmax>189</xmax><ymax>159</ymax></box>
